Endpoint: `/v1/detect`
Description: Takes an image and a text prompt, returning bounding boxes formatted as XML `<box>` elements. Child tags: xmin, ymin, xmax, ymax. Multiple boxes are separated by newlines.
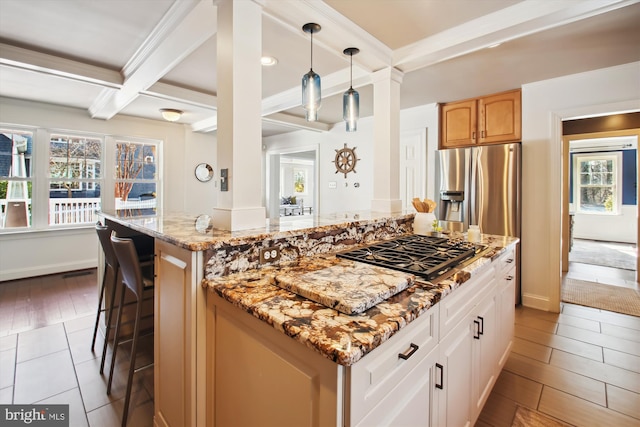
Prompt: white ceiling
<box><xmin>1</xmin><ymin>0</ymin><xmax>639</xmax><ymax>137</ymax></box>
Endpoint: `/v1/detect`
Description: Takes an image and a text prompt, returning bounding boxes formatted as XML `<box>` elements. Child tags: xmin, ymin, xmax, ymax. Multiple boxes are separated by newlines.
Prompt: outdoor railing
<box><xmin>49</xmin><ymin>198</ymin><xmax>101</xmax><ymax>225</ymax></box>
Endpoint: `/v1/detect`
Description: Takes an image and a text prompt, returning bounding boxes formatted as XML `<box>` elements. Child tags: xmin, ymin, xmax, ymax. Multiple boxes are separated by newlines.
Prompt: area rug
<box><xmin>511</xmin><ymin>406</ymin><xmax>570</xmax><ymax>427</ymax></box>
<box><xmin>569</xmin><ymin>239</ymin><xmax>636</xmax><ymax>271</ymax></box>
<box><xmin>562</xmin><ymin>278</ymin><xmax>640</xmax><ymax>317</ymax></box>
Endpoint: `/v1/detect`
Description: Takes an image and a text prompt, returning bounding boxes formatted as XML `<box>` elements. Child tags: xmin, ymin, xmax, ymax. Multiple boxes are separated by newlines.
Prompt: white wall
<box><xmin>572</xmin><ymin>205</ymin><xmax>636</xmax><ymax>243</ymax></box>
<box><xmin>262</xmin><ymin>103</ymin><xmax>440</xmax><ymax>216</ymax></box>
<box><xmin>521</xmin><ymin>61</ymin><xmax>640</xmax><ymax>312</ymax></box>
<box><xmin>0</xmin><ymin>97</ymin><xmax>216</xmax><ymax>281</ymax></box>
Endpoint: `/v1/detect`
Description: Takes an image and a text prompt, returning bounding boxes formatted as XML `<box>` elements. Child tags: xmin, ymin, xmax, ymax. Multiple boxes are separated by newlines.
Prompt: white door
<box><xmin>400</xmin><ymin>129</ymin><xmax>426</xmax><ymax>210</ymax></box>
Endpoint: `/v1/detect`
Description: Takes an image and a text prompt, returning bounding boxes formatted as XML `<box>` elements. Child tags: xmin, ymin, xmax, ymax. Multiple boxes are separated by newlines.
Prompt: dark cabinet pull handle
<box><xmin>478</xmin><ymin>316</ymin><xmax>484</xmax><ymax>335</ymax></box>
<box><xmin>398</xmin><ymin>343</ymin><xmax>419</xmax><ymax>360</ymax></box>
<box><xmin>505</xmin><ymin>258</ymin><xmax>514</xmax><ymax>263</ymax></box>
<box><xmin>436</xmin><ymin>363</ymin><xmax>444</xmax><ymax>389</ymax></box>
<box><xmin>506</xmin><ymin>275</ymin><xmax>514</xmax><ymax>281</ymax></box>
<box><xmin>473</xmin><ymin>320</ymin><xmax>481</xmax><ymax>339</ymax></box>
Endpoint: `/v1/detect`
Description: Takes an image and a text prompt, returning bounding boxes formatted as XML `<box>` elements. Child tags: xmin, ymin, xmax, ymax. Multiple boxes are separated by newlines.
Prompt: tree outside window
<box><xmin>574</xmin><ymin>152</ymin><xmax>621</xmax><ymax>214</ymax></box>
<box><xmin>114</xmin><ymin>141</ymin><xmax>157</xmax><ymax>215</ymax></box>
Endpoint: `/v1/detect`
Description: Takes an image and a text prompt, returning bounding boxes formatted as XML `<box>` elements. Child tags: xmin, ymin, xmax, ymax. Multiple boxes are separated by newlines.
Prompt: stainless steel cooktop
<box><xmin>336</xmin><ymin>234</ymin><xmax>485</xmax><ymax>281</ymax></box>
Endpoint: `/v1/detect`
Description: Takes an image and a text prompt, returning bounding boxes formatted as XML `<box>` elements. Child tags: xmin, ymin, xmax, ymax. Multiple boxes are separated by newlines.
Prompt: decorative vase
<box><xmin>413</xmin><ymin>212</ymin><xmax>435</xmax><ymax>235</ymax></box>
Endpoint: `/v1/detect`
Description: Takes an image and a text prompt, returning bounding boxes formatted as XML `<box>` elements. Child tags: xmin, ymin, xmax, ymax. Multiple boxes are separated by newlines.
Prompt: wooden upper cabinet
<box><xmin>478</xmin><ymin>89</ymin><xmax>521</xmax><ymax>144</ymax></box>
<box><xmin>440</xmin><ymin>89</ymin><xmax>521</xmax><ymax>148</ymax></box>
<box><xmin>441</xmin><ymin>99</ymin><xmax>477</xmax><ymax>148</ymax></box>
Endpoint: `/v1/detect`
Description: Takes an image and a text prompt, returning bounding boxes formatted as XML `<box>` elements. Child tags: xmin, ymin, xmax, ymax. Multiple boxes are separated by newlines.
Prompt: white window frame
<box><xmin>0</xmin><ymin>124</ymin><xmax>162</xmax><ymax>233</ymax></box>
<box><xmin>573</xmin><ymin>152</ymin><xmax>622</xmax><ymax>215</ymax></box>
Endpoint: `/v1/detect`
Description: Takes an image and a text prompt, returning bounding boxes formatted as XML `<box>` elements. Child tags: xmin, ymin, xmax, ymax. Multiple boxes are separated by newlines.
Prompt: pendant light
<box><xmin>343</xmin><ymin>47</ymin><xmax>360</xmax><ymax>132</ymax></box>
<box><xmin>302</xmin><ymin>23</ymin><xmax>321</xmax><ymax>122</ymax></box>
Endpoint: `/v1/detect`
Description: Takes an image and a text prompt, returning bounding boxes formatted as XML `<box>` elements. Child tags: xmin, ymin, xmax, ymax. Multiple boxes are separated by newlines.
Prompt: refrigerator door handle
<box><xmin>469</xmin><ymin>147</ymin><xmax>479</xmax><ymax>226</ymax></box>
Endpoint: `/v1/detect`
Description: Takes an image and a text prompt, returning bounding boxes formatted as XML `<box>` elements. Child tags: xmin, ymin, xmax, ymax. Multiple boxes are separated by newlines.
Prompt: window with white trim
<box><xmin>0</xmin><ymin>128</ymin><xmax>33</xmax><ymax>228</ymax></box>
<box><xmin>49</xmin><ymin>134</ymin><xmax>102</xmax><ymax>225</ymax></box>
<box><xmin>0</xmin><ymin>125</ymin><xmax>161</xmax><ymax>232</ymax></box>
<box><xmin>574</xmin><ymin>152</ymin><xmax>622</xmax><ymax>214</ymax></box>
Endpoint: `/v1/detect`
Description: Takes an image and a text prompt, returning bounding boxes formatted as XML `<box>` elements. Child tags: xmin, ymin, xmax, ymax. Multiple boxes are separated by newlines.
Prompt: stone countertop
<box><xmin>204</xmin><ymin>233</ymin><xmax>519</xmax><ymax>366</ymax></box>
<box><xmin>97</xmin><ymin>210</ymin><xmax>414</xmax><ymax>251</ymax></box>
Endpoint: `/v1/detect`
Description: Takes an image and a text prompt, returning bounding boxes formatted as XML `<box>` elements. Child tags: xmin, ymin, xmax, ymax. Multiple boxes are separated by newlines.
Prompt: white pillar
<box><xmin>212</xmin><ymin>0</ymin><xmax>266</xmax><ymax>230</ymax></box>
<box><xmin>371</xmin><ymin>67</ymin><xmax>404</xmax><ymax>213</ymax></box>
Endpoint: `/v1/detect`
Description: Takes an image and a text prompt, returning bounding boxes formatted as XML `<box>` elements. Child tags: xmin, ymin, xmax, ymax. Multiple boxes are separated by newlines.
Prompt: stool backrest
<box><xmin>96</xmin><ymin>223</ymin><xmax>118</xmax><ymax>270</ymax></box>
<box><xmin>110</xmin><ymin>235</ymin><xmax>144</xmax><ymax>300</ymax></box>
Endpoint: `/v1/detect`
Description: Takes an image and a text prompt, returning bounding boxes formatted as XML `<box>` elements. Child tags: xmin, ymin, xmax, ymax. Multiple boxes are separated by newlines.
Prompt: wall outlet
<box><xmin>259</xmin><ymin>246</ymin><xmax>280</xmax><ymax>264</ymax></box>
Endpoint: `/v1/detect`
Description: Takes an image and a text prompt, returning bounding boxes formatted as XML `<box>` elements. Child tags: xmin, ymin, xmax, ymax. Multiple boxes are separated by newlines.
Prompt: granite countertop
<box><xmin>204</xmin><ymin>233</ymin><xmax>519</xmax><ymax>366</ymax></box>
<box><xmin>97</xmin><ymin>210</ymin><xmax>414</xmax><ymax>251</ymax></box>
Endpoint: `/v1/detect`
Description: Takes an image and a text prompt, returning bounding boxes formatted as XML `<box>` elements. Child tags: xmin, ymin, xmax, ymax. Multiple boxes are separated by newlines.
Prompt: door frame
<box><xmin>561</xmin><ymin>129</ymin><xmax>639</xmax><ymax>279</ymax></box>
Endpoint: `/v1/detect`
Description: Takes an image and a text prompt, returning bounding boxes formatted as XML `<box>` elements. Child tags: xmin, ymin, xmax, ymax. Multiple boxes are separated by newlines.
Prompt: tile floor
<box><xmin>1</xmin><ymin>260</ymin><xmax>638</xmax><ymax>427</ymax></box>
<box><xmin>0</xmin><ymin>270</ymin><xmax>154</xmax><ymax>427</ymax></box>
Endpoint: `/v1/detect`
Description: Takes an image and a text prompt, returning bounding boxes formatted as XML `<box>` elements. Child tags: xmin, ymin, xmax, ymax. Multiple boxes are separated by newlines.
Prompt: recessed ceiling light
<box><xmin>261</xmin><ymin>56</ymin><xmax>278</xmax><ymax>66</ymax></box>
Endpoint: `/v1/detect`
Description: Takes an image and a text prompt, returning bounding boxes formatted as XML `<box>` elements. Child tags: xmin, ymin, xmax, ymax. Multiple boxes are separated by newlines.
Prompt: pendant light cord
<box><xmin>349</xmin><ymin>51</ymin><xmax>353</xmax><ymax>89</ymax></box>
<box><xmin>310</xmin><ymin>30</ymin><xmax>313</xmax><ymax>71</ymax></box>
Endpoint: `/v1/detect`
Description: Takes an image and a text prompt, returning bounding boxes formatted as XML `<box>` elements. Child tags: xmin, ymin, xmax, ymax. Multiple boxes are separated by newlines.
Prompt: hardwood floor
<box><xmin>1</xmin><ymin>268</ymin><xmax>639</xmax><ymax>427</ymax></box>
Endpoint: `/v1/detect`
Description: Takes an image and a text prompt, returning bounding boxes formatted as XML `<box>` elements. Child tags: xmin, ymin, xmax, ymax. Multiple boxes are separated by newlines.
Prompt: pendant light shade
<box><xmin>343</xmin><ymin>47</ymin><xmax>360</xmax><ymax>132</ymax></box>
<box><xmin>302</xmin><ymin>23</ymin><xmax>321</xmax><ymax>122</ymax></box>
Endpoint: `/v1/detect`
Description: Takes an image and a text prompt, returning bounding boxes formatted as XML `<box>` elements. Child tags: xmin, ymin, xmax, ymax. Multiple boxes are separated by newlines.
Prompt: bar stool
<box><xmin>91</xmin><ymin>223</ymin><xmax>120</xmax><ymax>374</ymax></box>
<box><xmin>107</xmin><ymin>235</ymin><xmax>155</xmax><ymax>427</ymax></box>
<box><xmin>92</xmin><ymin>223</ymin><xmax>154</xmax><ymax>375</ymax></box>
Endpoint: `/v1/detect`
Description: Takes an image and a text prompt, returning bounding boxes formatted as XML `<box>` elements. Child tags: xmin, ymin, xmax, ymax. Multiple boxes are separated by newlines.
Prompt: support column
<box><xmin>212</xmin><ymin>0</ymin><xmax>266</xmax><ymax>230</ymax></box>
<box><xmin>371</xmin><ymin>67</ymin><xmax>404</xmax><ymax>213</ymax></box>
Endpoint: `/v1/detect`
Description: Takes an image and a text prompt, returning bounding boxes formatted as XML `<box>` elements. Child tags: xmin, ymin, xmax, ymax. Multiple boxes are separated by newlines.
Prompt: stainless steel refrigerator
<box><xmin>435</xmin><ymin>143</ymin><xmax>521</xmax><ymax>301</ymax></box>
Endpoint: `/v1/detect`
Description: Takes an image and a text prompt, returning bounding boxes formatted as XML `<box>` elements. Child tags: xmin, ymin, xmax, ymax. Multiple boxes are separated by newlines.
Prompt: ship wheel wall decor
<box><xmin>334</xmin><ymin>143</ymin><xmax>360</xmax><ymax>178</ymax></box>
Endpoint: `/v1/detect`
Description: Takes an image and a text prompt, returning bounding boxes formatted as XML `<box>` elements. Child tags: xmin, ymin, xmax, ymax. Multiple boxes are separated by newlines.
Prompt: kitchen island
<box><xmin>98</xmin><ymin>210</ymin><xmax>517</xmax><ymax>427</ymax></box>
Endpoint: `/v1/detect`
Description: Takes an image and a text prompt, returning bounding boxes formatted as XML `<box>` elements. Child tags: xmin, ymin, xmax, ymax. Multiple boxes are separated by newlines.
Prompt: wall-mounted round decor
<box><xmin>195</xmin><ymin>163</ymin><xmax>214</xmax><ymax>182</ymax></box>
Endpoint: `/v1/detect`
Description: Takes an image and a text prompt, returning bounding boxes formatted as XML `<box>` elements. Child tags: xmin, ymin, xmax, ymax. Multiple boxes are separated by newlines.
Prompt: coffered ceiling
<box><xmin>1</xmin><ymin>0</ymin><xmax>639</xmax><ymax>137</ymax></box>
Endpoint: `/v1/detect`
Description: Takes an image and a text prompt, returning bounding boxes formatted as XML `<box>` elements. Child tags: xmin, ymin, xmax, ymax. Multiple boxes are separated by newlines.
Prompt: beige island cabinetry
<box><xmin>206</xmin><ymin>240</ymin><xmax>518</xmax><ymax>427</ymax></box>
<box><xmin>99</xmin><ymin>211</ymin><xmax>517</xmax><ymax>427</ymax></box>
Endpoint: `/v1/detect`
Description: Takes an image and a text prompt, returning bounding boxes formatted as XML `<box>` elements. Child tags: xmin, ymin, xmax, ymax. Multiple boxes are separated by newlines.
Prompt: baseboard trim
<box><xmin>0</xmin><ymin>260</ymin><xmax>98</xmax><ymax>282</ymax></box>
<box><xmin>521</xmin><ymin>293</ymin><xmax>552</xmax><ymax>312</ymax></box>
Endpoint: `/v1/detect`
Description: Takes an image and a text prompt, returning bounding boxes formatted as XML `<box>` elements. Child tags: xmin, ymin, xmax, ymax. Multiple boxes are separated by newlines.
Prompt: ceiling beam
<box><xmin>89</xmin><ymin>0</ymin><xmax>217</xmax><ymax>120</ymax></box>
<box><xmin>393</xmin><ymin>0</ymin><xmax>637</xmax><ymax>72</ymax></box>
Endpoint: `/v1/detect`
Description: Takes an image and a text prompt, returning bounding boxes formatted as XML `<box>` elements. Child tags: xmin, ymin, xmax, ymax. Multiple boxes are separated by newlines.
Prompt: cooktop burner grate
<box><xmin>336</xmin><ymin>234</ymin><xmax>483</xmax><ymax>281</ymax></box>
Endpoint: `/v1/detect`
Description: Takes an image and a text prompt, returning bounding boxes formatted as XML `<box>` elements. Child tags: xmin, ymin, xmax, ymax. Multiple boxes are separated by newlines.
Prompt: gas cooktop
<box><xmin>336</xmin><ymin>234</ymin><xmax>485</xmax><ymax>281</ymax></box>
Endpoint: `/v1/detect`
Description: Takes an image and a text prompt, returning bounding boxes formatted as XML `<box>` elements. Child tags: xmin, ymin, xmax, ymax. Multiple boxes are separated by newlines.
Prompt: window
<box><xmin>49</xmin><ymin>134</ymin><xmax>102</xmax><ymax>225</ymax></box>
<box><xmin>0</xmin><ymin>124</ymin><xmax>161</xmax><ymax>232</ymax></box>
<box><xmin>574</xmin><ymin>152</ymin><xmax>622</xmax><ymax>214</ymax></box>
<box><xmin>0</xmin><ymin>129</ymin><xmax>33</xmax><ymax>228</ymax></box>
<box><xmin>114</xmin><ymin>140</ymin><xmax>157</xmax><ymax>216</ymax></box>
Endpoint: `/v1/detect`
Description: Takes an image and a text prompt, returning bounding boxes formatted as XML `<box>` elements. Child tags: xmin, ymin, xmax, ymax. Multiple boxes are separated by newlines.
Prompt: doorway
<box><xmin>265</xmin><ymin>147</ymin><xmax>318</xmax><ymax>219</ymax></box>
<box><xmin>561</xmin><ymin>130</ymin><xmax>639</xmax><ymax>308</ymax></box>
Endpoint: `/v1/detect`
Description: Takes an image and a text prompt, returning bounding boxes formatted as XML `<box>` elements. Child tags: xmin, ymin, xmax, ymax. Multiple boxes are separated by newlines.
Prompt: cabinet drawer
<box><xmin>495</xmin><ymin>246</ymin><xmax>516</xmax><ymax>276</ymax></box>
<box><xmin>439</xmin><ymin>265</ymin><xmax>495</xmax><ymax>338</ymax></box>
<box><xmin>349</xmin><ymin>305</ymin><xmax>439</xmax><ymax>425</ymax></box>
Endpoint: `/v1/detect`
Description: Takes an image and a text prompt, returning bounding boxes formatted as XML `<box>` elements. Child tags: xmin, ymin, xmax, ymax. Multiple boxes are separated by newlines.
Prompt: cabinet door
<box><xmin>154</xmin><ymin>240</ymin><xmax>205</xmax><ymax>427</ymax></box>
<box><xmin>355</xmin><ymin>347</ymin><xmax>438</xmax><ymax>427</ymax></box>
<box><xmin>478</xmin><ymin>90</ymin><xmax>521</xmax><ymax>144</ymax></box>
<box><xmin>496</xmin><ymin>266</ymin><xmax>516</xmax><ymax>369</ymax></box>
<box><xmin>435</xmin><ymin>314</ymin><xmax>473</xmax><ymax>427</ymax></box>
<box><xmin>440</xmin><ymin>99</ymin><xmax>477</xmax><ymax>148</ymax></box>
<box><xmin>472</xmin><ymin>292</ymin><xmax>497</xmax><ymax>421</ymax></box>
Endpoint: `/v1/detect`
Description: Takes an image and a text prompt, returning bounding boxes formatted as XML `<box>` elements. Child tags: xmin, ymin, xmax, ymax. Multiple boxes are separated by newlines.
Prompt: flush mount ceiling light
<box><xmin>301</xmin><ymin>23</ymin><xmax>321</xmax><ymax>122</ymax></box>
<box><xmin>261</xmin><ymin>56</ymin><xmax>278</xmax><ymax>66</ymax></box>
<box><xmin>343</xmin><ymin>47</ymin><xmax>360</xmax><ymax>132</ymax></box>
<box><xmin>160</xmin><ymin>108</ymin><xmax>182</xmax><ymax>122</ymax></box>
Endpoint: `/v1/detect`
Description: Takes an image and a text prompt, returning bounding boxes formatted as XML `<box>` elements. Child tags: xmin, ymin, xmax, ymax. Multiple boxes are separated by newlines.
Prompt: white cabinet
<box><xmin>472</xmin><ymin>291</ymin><xmax>498</xmax><ymax>420</ymax></box>
<box><xmin>495</xmin><ymin>246</ymin><xmax>517</xmax><ymax>369</ymax></box>
<box><xmin>435</xmin><ymin>310</ymin><xmax>474</xmax><ymax>427</ymax></box>
<box><xmin>349</xmin><ymin>305</ymin><xmax>439</xmax><ymax>426</ymax></box>
<box><xmin>434</xmin><ymin>265</ymin><xmax>496</xmax><ymax>427</ymax></box>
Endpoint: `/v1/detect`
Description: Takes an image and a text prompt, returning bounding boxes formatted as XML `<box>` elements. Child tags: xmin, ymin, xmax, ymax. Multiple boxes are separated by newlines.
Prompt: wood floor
<box><xmin>1</xmin><ymin>266</ymin><xmax>639</xmax><ymax>427</ymax></box>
